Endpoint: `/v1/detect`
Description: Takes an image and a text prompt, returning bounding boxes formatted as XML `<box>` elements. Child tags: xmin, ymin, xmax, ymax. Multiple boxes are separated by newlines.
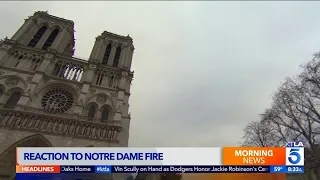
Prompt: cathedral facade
<box><xmin>0</xmin><ymin>11</ymin><xmax>134</xmax><ymax>180</ymax></box>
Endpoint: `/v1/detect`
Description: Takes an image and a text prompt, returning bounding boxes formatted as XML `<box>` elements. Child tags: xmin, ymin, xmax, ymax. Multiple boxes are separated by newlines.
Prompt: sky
<box><xmin>1</xmin><ymin>1</ymin><xmax>320</xmax><ymax>147</ymax></box>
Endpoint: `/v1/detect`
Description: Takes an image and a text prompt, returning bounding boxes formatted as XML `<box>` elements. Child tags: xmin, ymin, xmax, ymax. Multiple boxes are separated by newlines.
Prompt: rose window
<box><xmin>41</xmin><ymin>88</ymin><xmax>73</xmax><ymax>113</ymax></box>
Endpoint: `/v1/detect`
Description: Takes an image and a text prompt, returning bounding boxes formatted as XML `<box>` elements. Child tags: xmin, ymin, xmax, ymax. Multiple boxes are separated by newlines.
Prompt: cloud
<box><xmin>1</xmin><ymin>2</ymin><xmax>320</xmax><ymax>147</ymax></box>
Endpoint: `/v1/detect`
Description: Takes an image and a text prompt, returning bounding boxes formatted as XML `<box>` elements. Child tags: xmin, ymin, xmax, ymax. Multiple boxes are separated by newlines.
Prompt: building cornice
<box><xmin>33</xmin><ymin>11</ymin><xmax>74</xmax><ymax>26</ymax></box>
<box><xmin>101</xmin><ymin>31</ymin><xmax>133</xmax><ymax>41</ymax></box>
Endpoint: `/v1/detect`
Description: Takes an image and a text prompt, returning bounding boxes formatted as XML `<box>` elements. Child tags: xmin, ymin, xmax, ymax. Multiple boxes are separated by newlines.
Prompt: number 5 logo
<box><xmin>288</xmin><ymin>149</ymin><xmax>301</xmax><ymax>164</ymax></box>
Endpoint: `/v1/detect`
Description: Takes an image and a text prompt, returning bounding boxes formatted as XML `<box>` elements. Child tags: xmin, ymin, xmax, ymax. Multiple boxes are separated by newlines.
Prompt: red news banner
<box><xmin>16</xmin><ymin>165</ymin><xmax>60</xmax><ymax>173</ymax></box>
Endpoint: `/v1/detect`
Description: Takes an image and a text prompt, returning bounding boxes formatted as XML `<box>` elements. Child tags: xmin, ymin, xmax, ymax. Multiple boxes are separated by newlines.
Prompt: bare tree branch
<box><xmin>241</xmin><ymin>52</ymin><xmax>320</xmax><ymax>179</ymax></box>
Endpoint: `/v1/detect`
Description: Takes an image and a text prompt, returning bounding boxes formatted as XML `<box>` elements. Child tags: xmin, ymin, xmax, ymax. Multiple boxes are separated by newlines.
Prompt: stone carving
<box><xmin>95</xmin><ymin>69</ymin><xmax>121</xmax><ymax>88</ymax></box>
<box><xmin>76</xmin><ymin>85</ymin><xmax>81</xmax><ymax>91</ymax></box>
<box><xmin>77</xmin><ymin>97</ymin><xmax>83</xmax><ymax>106</ymax></box>
<box><xmin>26</xmin><ymin>76</ymin><xmax>32</xmax><ymax>82</ymax></box>
<box><xmin>5</xmin><ymin>78</ymin><xmax>19</xmax><ymax>87</ymax></box>
<box><xmin>25</xmin><ymin>89</ymin><xmax>32</xmax><ymax>97</ymax></box>
<box><xmin>0</xmin><ymin>71</ymin><xmax>5</xmax><ymax>76</ymax></box>
<box><xmin>0</xmin><ymin>45</ymin><xmax>11</xmax><ymax>50</ymax></box>
<box><xmin>112</xmin><ymin>43</ymin><xmax>118</xmax><ymax>47</ymax></box>
<box><xmin>110</xmin><ymin>93</ymin><xmax>117</xmax><ymax>97</ymax></box>
<box><xmin>89</xmin><ymin>59</ymin><xmax>99</xmax><ymax>64</ymax></box>
<box><xmin>0</xmin><ymin>107</ymin><xmax>121</xmax><ymax>141</ymax></box>
<box><xmin>45</xmin><ymin>54</ymin><xmax>53</xmax><ymax>59</ymax></box>
<box><xmin>121</xmin><ymin>65</ymin><xmax>128</xmax><ymax>69</ymax></box>
<box><xmin>96</xmin><ymin>94</ymin><xmax>106</xmax><ymax>104</ymax></box>
<box><xmin>122</xmin><ymin>72</ymin><xmax>128</xmax><ymax>77</ymax></box>
<box><xmin>43</xmin><ymin>76</ymin><xmax>49</xmax><ymax>84</ymax></box>
<box><xmin>116</xmin><ymin>105</ymin><xmax>122</xmax><ymax>113</ymax></box>
<box><xmin>89</xmin><ymin>89</ymin><xmax>96</xmax><ymax>95</ymax></box>
<box><xmin>10</xmin><ymin>50</ymin><xmax>43</xmax><ymax>63</ymax></box>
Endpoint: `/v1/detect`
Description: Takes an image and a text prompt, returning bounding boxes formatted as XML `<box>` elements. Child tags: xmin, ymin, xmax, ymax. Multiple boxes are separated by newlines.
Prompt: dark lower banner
<box><xmin>16</xmin><ymin>173</ymin><xmax>110</xmax><ymax>180</ymax></box>
<box><xmin>16</xmin><ymin>173</ymin><xmax>287</xmax><ymax>180</ymax></box>
<box><xmin>108</xmin><ymin>165</ymin><xmax>271</xmax><ymax>173</ymax></box>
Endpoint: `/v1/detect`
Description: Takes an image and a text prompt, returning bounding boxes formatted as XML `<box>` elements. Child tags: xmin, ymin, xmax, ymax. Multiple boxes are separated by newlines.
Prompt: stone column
<box><xmin>121</xmin><ymin>46</ymin><xmax>131</xmax><ymax>69</ymax></box>
<box><xmin>114</xmin><ymin>89</ymin><xmax>125</xmax><ymax>125</ymax></box>
<box><xmin>89</xmin><ymin>37</ymin><xmax>104</xmax><ymax>61</ymax></box>
<box><xmin>81</xmin><ymin>63</ymin><xmax>96</xmax><ymax>84</ymax></box>
<box><xmin>35</xmin><ymin>29</ymin><xmax>52</xmax><ymax>49</ymax></box>
<box><xmin>97</xmin><ymin>42</ymin><xmax>107</xmax><ymax>62</ymax></box>
<box><xmin>119</xmin><ymin>72</ymin><xmax>128</xmax><ymax>90</ymax></box>
<box><xmin>127</xmin><ymin>46</ymin><xmax>134</xmax><ymax>70</ymax></box>
<box><xmin>0</xmin><ymin>92</ymin><xmax>9</xmax><ymax>104</ymax></box>
<box><xmin>118</xmin><ymin>117</ymin><xmax>130</xmax><ymax>147</ymax></box>
<box><xmin>57</xmin><ymin>28</ymin><xmax>73</xmax><ymax>54</ymax></box>
<box><xmin>25</xmin><ymin>53</ymin><xmax>55</xmax><ymax>97</ymax></box>
<box><xmin>73</xmin><ymin>64</ymin><xmax>92</xmax><ymax>115</ymax></box>
<box><xmin>36</xmin><ymin>53</ymin><xmax>54</xmax><ymax>73</ymax></box>
<box><xmin>73</xmin><ymin>89</ymin><xmax>87</xmax><ymax>115</ymax></box>
<box><xmin>107</xmin><ymin>44</ymin><xmax>117</xmax><ymax>66</ymax></box>
<box><xmin>20</xmin><ymin>20</ymin><xmax>40</xmax><ymax>46</ymax></box>
<box><xmin>89</xmin><ymin>38</ymin><xmax>99</xmax><ymax>60</ymax></box>
<box><xmin>11</xmin><ymin>18</ymin><xmax>34</xmax><ymax>41</ymax></box>
<box><xmin>0</xmin><ymin>44</ymin><xmax>12</xmax><ymax>66</ymax></box>
<box><xmin>119</xmin><ymin>46</ymin><xmax>127</xmax><ymax>68</ymax></box>
<box><xmin>114</xmin><ymin>73</ymin><xmax>130</xmax><ymax>147</ymax></box>
<box><xmin>113</xmin><ymin>102</ymin><xmax>123</xmax><ymax>122</ymax></box>
<box><xmin>15</xmin><ymin>95</ymin><xmax>30</xmax><ymax>110</ymax></box>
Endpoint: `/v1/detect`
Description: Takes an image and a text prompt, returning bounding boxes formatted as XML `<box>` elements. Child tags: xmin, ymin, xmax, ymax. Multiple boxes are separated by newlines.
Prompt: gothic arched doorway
<box><xmin>0</xmin><ymin>134</ymin><xmax>52</xmax><ymax>180</ymax></box>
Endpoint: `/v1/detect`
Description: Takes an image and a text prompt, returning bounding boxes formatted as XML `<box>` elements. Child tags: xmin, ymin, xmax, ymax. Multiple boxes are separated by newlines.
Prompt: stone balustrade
<box><xmin>0</xmin><ymin>105</ymin><xmax>122</xmax><ymax>142</ymax></box>
<box><xmin>51</xmin><ymin>55</ymin><xmax>88</xmax><ymax>82</ymax></box>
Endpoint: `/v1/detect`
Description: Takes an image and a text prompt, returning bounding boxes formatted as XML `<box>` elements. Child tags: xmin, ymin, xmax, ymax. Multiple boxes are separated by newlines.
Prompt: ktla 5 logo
<box><xmin>286</xmin><ymin>148</ymin><xmax>304</xmax><ymax>166</ymax></box>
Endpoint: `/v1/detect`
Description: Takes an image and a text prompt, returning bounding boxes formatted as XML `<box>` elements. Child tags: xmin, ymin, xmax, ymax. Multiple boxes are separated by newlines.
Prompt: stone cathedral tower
<box><xmin>0</xmin><ymin>11</ymin><xmax>134</xmax><ymax>180</ymax></box>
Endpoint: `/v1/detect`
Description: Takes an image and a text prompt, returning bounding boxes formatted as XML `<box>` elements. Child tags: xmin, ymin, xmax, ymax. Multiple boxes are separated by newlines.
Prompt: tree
<box><xmin>241</xmin><ymin>120</ymin><xmax>276</xmax><ymax>147</ymax></box>
<box><xmin>160</xmin><ymin>173</ymin><xmax>182</xmax><ymax>180</ymax></box>
<box><xmin>241</xmin><ymin>52</ymin><xmax>320</xmax><ymax>180</ymax></box>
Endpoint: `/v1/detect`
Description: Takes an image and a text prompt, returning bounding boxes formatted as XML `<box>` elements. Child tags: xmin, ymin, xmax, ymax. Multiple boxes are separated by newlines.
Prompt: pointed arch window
<box><xmin>5</xmin><ymin>92</ymin><xmax>21</xmax><ymax>109</ymax></box>
<box><xmin>100</xmin><ymin>107</ymin><xmax>110</xmax><ymax>122</ymax></box>
<box><xmin>113</xmin><ymin>46</ymin><xmax>121</xmax><ymax>67</ymax></box>
<box><xmin>102</xmin><ymin>44</ymin><xmax>112</xmax><ymax>65</ymax></box>
<box><xmin>28</xmin><ymin>26</ymin><xmax>47</xmax><ymax>47</ymax></box>
<box><xmin>88</xmin><ymin>106</ymin><xmax>96</xmax><ymax>120</ymax></box>
<box><xmin>15</xmin><ymin>55</ymin><xmax>23</xmax><ymax>67</ymax></box>
<box><xmin>42</xmin><ymin>29</ymin><xmax>59</xmax><ymax>50</ymax></box>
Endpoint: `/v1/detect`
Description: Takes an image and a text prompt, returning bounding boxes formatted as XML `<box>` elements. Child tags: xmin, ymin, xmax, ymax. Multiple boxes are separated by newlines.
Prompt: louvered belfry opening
<box><xmin>113</xmin><ymin>46</ymin><xmax>121</xmax><ymax>67</ymax></box>
<box><xmin>42</xmin><ymin>29</ymin><xmax>59</xmax><ymax>50</ymax></box>
<box><xmin>102</xmin><ymin>44</ymin><xmax>112</xmax><ymax>65</ymax></box>
<box><xmin>28</xmin><ymin>26</ymin><xmax>47</xmax><ymax>47</ymax></box>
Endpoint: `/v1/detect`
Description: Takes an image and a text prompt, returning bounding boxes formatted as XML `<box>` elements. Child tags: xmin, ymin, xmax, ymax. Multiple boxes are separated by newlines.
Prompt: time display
<box><xmin>287</xmin><ymin>166</ymin><xmax>304</xmax><ymax>173</ymax></box>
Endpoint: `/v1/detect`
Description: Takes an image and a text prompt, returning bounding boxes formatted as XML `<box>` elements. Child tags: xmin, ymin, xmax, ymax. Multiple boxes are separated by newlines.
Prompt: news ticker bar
<box><xmin>16</xmin><ymin>165</ymin><xmax>304</xmax><ymax>174</ymax></box>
